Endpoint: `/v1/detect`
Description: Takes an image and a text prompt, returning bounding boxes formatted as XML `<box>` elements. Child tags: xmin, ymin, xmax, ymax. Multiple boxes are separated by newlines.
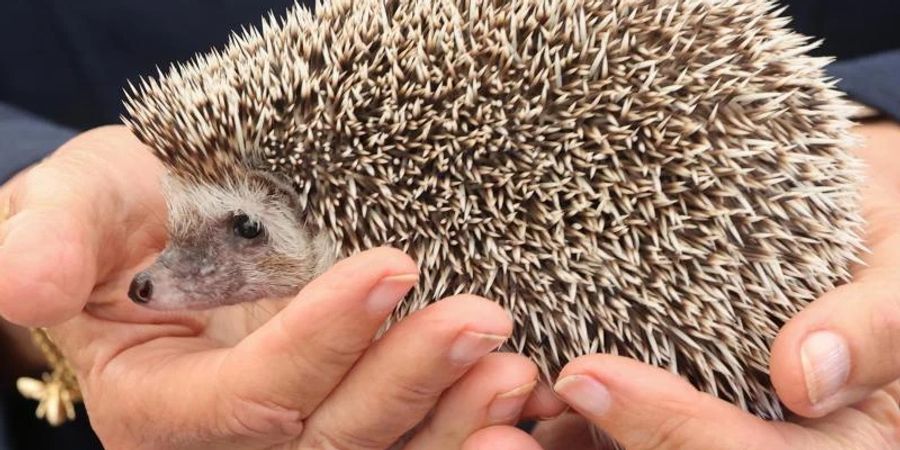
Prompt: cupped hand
<box><xmin>499</xmin><ymin>120</ymin><xmax>900</xmax><ymax>450</ymax></box>
<box><xmin>0</xmin><ymin>125</ymin><xmax>557</xmax><ymax>449</ymax></box>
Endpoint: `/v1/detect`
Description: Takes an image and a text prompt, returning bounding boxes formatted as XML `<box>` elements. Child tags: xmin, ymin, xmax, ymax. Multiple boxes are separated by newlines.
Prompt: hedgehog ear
<box><xmin>247</xmin><ymin>170</ymin><xmax>300</xmax><ymax>211</ymax></box>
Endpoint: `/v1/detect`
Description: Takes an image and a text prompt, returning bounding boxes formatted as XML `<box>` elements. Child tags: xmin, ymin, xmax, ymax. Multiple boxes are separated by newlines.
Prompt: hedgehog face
<box><xmin>129</xmin><ymin>173</ymin><xmax>334</xmax><ymax>310</ymax></box>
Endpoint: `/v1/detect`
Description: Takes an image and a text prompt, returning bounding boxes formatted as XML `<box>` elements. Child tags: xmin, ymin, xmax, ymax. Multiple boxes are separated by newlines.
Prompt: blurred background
<box><xmin>1</xmin><ymin>1</ymin><xmax>898</xmax><ymax>448</ymax></box>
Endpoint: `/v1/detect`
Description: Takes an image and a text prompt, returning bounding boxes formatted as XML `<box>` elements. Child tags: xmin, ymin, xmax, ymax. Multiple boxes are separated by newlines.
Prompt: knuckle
<box><xmin>305</xmin><ymin>328</ymin><xmax>371</xmax><ymax>367</ymax></box>
<box><xmin>885</xmin><ymin>380</ymin><xmax>900</xmax><ymax>404</ymax></box>
<box><xmin>389</xmin><ymin>375</ymin><xmax>441</xmax><ymax>407</ymax></box>
<box><xmin>631</xmin><ymin>390</ymin><xmax>717</xmax><ymax>450</ymax></box>
<box><xmin>276</xmin><ymin>314</ymin><xmax>368</xmax><ymax>371</ymax></box>
<box><xmin>6</xmin><ymin>179</ymin><xmax>23</xmax><ymax>214</ymax></box>
<box><xmin>313</xmin><ymin>330</ymin><xmax>369</xmax><ymax>360</ymax></box>
<box><xmin>639</xmin><ymin>413</ymin><xmax>696</xmax><ymax>450</ymax></box>
<box><xmin>305</xmin><ymin>427</ymin><xmax>391</xmax><ymax>450</ymax></box>
<box><xmin>224</xmin><ymin>395</ymin><xmax>305</xmax><ymax>440</ymax></box>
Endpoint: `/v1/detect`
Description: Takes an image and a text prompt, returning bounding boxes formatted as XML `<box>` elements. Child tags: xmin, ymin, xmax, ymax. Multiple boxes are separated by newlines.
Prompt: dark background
<box><xmin>1</xmin><ymin>1</ymin><xmax>899</xmax><ymax>132</ymax></box>
<box><xmin>0</xmin><ymin>1</ymin><xmax>898</xmax><ymax>449</ymax></box>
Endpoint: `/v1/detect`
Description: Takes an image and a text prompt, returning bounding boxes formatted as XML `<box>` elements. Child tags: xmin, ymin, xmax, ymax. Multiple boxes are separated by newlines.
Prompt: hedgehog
<box><xmin>122</xmin><ymin>0</ymin><xmax>863</xmax><ymax>420</ymax></box>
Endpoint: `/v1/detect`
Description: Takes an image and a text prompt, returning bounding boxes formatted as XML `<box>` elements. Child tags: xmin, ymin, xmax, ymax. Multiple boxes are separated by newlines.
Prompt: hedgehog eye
<box><xmin>232</xmin><ymin>213</ymin><xmax>264</xmax><ymax>239</ymax></box>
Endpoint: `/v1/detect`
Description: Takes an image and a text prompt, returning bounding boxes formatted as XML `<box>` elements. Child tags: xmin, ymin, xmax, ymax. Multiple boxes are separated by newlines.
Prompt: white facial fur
<box><xmin>164</xmin><ymin>176</ymin><xmax>310</xmax><ymax>259</ymax></box>
<box><xmin>131</xmin><ymin>174</ymin><xmax>335</xmax><ymax>310</ymax></box>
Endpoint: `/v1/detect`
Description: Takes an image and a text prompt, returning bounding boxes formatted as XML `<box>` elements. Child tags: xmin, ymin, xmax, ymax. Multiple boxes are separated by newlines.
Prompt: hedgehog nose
<box><xmin>129</xmin><ymin>273</ymin><xmax>154</xmax><ymax>304</ymax></box>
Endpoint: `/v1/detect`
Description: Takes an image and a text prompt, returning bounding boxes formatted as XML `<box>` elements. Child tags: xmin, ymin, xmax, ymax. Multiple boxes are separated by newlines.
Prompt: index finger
<box><xmin>218</xmin><ymin>247</ymin><xmax>419</xmax><ymax>421</ymax></box>
<box><xmin>554</xmin><ymin>355</ymin><xmax>787</xmax><ymax>450</ymax></box>
<box><xmin>770</xmin><ymin>279</ymin><xmax>900</xmax><ymax>417</ymax></box>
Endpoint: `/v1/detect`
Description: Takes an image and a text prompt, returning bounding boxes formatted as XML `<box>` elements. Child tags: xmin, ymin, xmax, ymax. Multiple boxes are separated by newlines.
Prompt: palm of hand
<box><xmin>1</xmin><ymin>127</ymin><xmax>289</xmax><ymax>448</ymax></box>
<box><xmin>2</xmin><ymin>124</ymin><xmax>897</xmax><ymax>450</ymax></box>
<box><xmin>2</xmin><ymin>126</ymin><xmax>550</xmax><ymax>450</ymax></box>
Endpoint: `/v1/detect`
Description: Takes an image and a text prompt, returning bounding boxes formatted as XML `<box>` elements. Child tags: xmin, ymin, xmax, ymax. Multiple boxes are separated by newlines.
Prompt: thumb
<box><xmin>553</xmin><ymin>355</ymin><xmax>787</xmax><ymax>450</ymax></box>
<box><xmin>770</xmin><ymin>278</ymin><xmax>900</xmax><ymax>417</ymax></box>
<box><xmin>0</xmin><ymin>126</ymin><xmax>165</xmax><ymax>327</ymax></box>
<box><xmin>0</xmin><ymin>163</ymin><xmax>99</xmax><ymax>325</ymax></box>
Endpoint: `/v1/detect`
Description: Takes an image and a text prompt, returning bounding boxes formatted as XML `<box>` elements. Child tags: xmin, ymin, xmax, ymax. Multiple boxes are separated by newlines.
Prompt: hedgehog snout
<box><xmin>129</xmin><ymin>272</ymin><xmax>154</xmax><ymax>304</ymax></box>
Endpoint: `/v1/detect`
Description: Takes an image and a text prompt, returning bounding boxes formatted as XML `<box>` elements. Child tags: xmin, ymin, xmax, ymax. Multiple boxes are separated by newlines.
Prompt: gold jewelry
<box><xmin>1</xmin><ymin>201</ymin><xmax>81</xmax><ymax>426</ymax></box>
<box><xmin>16</xmin><ymin>328</ymin><xmax>81</xmax><ymax>426</ymax></box>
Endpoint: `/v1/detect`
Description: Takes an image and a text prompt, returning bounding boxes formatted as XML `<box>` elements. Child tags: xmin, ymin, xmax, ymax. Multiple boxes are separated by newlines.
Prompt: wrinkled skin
<box><xmin>0</xmin><ymin>126</ymin><xmax>567</xmax><ymax>450</ymax></box>
<box><xmin>2</xmin><ymin>121</ymin><xmax>898</xmax><ymax>450</ymax></box>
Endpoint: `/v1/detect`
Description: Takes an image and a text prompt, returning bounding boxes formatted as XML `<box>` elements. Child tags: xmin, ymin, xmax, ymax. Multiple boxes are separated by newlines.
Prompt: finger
<box><xmin>770</xmin><ymin>279</ymin><xmax>900</xmax><ymax>418</ymax></box>
<box><xmin>0</xmin><ymin>165</ymin><xmax>100</xmax><ymax>325</ymax></box>
<box><xmin>842</xmin><ymin>381</ymin><xmax>900</xmax><ymax>429</ymax></box>
<box><xmin>554</xmin><ymin>354</ymin><xmax>788</xmax><ymax>450</ymax></box>
<box><xmin>521</xmin><ymin>382</ymin><xmax>568</xmax><ymax>419</ymax></box>
<box><xmin>789</xmin><ymin>382</ymin><xmax>900</xmax><ymax>450</ymax></box>
<box><xmin>298</xmin><ymin>295</ymin><xmax>513</xmax><ymax>449</ymax></box>
<box><xmin>533</xmin><ymin>413</ymin><xmax>617</xmax><ymax>450</ymax></box>
<box><xmin>0</xmin><ymin>129</ymin><xmax>165</xmax><ymax>326</ymax></box>
<box><xmin>220</xmin><ymin>247</ymin><xmax>418</xmax><ymax>422</ymax></box>
<box><xmin>404</xmin><ymin>353</ymin><xmax>537</xmax><ymax>450</ymax></box>
<box><xmin>461</xmin><ymin>426</ymin><xmax>543</xmax><ymax>450</ymax></box>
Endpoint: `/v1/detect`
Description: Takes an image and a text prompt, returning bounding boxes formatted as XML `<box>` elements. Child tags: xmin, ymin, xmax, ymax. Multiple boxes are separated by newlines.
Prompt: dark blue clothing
<box><xmin>0</xmin><ymin>103</ymin><xmax>76</xmax><ymax>183</ymax></box>
<box><xmin>0</xmin><ymin>0</ymin><xmax>898</xmax><ymax>183</ymax></box>
<box><xmin>786</xmin><ymin>0</ymin><xmax>900</xmax><ymax>61</ymax></box>
<box><xmin>0</xmin><ymin>0</ymin><xmax>301</xmax><ymax>130</ymax></box>
<box><xmin>1</xmin><ymin>3</ymin><xmax>310</xmax><ymax>448</ymax></box>
<box><xmin>829</xmin><ymin>50</ymin><xmax>900</xmax><ymax>120</ymax></box>
<box><xmin>0</xmin><ymin>0</ymin><xmax>304</xmax><ymax>189</ymax></box>
<box><xmin>0</xmin><ymin>1</ymin><xmax>897</xmax><ymax>449</ymax></box>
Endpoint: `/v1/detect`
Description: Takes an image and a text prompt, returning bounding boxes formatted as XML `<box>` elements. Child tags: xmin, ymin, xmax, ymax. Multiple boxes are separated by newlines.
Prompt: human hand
<box><xmin>480</xmin><ymin>121</ymin><xmax>900</xmax><ymax>450</ymax></box>
<box><xmin>0</xmin><ymin>125</ymin><xmax>557</xmax><ymax>449</ymax></box>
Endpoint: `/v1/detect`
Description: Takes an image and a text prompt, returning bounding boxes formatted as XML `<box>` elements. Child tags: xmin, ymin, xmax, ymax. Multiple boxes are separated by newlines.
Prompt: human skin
<box><xmin>466</xmin><ymin>120</ymin><xmax>900</xmax><ymax>450</ymax></box>
<box><xmin>0</xmin><ymin>125</ymin><xmax>565</xmax><ymax>449</ymax></box>
<box><xmin>4</xmin><ymin>121</ymin><xmax>897</xmax><ymax>450</ymax></box>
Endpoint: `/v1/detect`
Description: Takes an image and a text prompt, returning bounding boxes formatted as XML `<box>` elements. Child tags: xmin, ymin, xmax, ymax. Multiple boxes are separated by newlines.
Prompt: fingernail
<box><xmin>554</xmin><ymin>375</ymin><xmax>612</xmax><ymax>416</ymax></box>
<box><xmin>487</xmin><ymin>380</ymin><xmax>536</xmax><ymax>423</ymax></box>
<box><xmin>365</xmin><ymin>273</ymin><xmax>418</xmax><ymax>314</ymax></box>
<box><xmin>800</xmin><ymin>330</ymin><xmax>851</xmax><ymax>406</ymax></box>
<box><xmin>449</xmin><ymin>331</ymin><xmax>507</xmax><ymax>366</ymax></box>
